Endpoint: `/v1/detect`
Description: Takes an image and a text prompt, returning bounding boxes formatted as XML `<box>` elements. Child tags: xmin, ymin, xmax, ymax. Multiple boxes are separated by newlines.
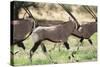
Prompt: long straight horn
<box><xmin>83</xmin><ymin>6</ymin><xmax>97</xmax><ymax>22</ymax></box>
<box><xmin>58</xmin><ymin>3</ymin><xmax>80</xmax><ymax>30</ymax></box>
<box><xmin>22</xmin><ymin>3</ymin><xmax>36</xmax><ymax>29</ymax></box>
<box><xmin>87</xmin><ymin>6</ymin><xmax>96</xmax><ymax>18</ymax></box>
<box><xmin>86</xmin><ymin>6</ymin><xmax>97</xmax><ymax>22</ymax></box>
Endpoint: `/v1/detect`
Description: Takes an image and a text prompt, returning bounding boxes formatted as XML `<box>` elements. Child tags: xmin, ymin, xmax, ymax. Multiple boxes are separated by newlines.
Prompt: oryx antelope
<box><xmin>72</xmin><ymin>22</ymin><xmax>97</xmax><ymax>45</ymax></box>
<box><xmin>11</xmin><ymin>19</ymin><xmax>34</xmax><ymax>51</ymax></box>
<box><xmin>29</xmin><ymin>19</ymin><xmax>77</xmax><ymax>63</ymax></box>
<box><xmin>12</xmin><ymin>19</ymin><xmax>66</xmax><ymax>50</ymax></box>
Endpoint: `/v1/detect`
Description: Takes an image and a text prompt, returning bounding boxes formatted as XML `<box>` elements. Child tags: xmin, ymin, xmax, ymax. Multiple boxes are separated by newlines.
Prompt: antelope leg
<box><xmin>17</xmin><ymin>42</ymin><xmax>25</xmax><ymax>50</ymax></box>
<box><xmin>41</xmin><ymin>43</ymin><xmax>55</xmax><ymax>63</ymax></box>
<box><xmin>63</xmin><ymin>42</ymin><xmax>70</xmax><ymax>49</ymax></box>
<box><xmin>63</xmin><ymin>42</ymin><xmax>77</xmax><ymax>62</ymax></box>
<box><xmin>88</xmin><ymin>39</ymin><xmax>93</xmax><ymax>45</ymax></box>
<box><xmin>63</xmin><ymin>42</ymin><xmax>73</xmax><ymax>61</ymax></box>
<box><xmin>58</xmin><ymin>43</ymin><xmax>61</xmax><ymax>52</ymax></box>
<box><xmin>29</xmin><ymin>40</ymin><xmax>42</xmax><ymax>63</ymax></box>
<box><xmin>80</xmin><ymin>38</ymin><xmax>84</xmax><ymax>46</ymax></box>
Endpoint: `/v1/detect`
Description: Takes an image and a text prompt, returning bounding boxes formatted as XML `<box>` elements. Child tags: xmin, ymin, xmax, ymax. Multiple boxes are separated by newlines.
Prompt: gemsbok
<box><xmin>29</xmin><ymin>19</ymin><xmax>78</xmax><ymax>63</ymax></box>
<box><xmin>11</xmin><ymin>18</ymin><xmax>34</xmax><ymax>52</ymax></box>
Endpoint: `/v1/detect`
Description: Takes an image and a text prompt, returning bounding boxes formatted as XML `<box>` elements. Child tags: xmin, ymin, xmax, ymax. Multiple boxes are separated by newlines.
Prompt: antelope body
<box><xmin>11</xmin><ymin>19</ymin><xmax>33</xmax><ymax>50</ymax></box>
<box><xmin>12</xmin><ymin>19</ymin><xmax>65</xmax><ymax>50</ymax></box>
<box><xmin>30</xmin><ymin>20</ymin><xmax>76</xmax><ymax>62</ymax></box>
<box><xmin>72</xmin><ymin>22</ymin><xmax>97</xmax><ymax>45</ymax></box>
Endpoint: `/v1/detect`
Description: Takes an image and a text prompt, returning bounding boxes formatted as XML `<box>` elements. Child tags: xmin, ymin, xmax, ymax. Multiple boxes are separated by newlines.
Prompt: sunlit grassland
<box><xmin>12</xmin><ymin>33</ymin><xmax>97</xmax><ymax>66</ymax></box>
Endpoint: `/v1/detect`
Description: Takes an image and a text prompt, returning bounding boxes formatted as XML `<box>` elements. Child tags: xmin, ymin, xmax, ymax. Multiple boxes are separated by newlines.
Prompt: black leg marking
<box><xmin>41</xmin><ymin>43</ymin><xmax>47</xmax><ymax>53</ymax></box>
<box><xmin>88</xmin><ymin>39</ymin><xmax>93</xmax><ymax>45</ymax></box>
<box><xmin>17</xmin><ymin>42</ymin><xmax>25</xmax><ymax>50</ymax></box>
<box><xmin>11</xmin><ymin>51</ymin><xmax>14</xmax><ymax>55</ymax></box>
<box><xmin>63</xmin><ymin>42</ymin><xmax>70</xmax><ymax>49</ymax></box>
<box><xmin>80</xmin><ymin>38</ymin><xmax>84</xmax><ymax>43</ymax></box>
<box><xmin>80</xmin><ymin>38</ymin><xmax>84</xmax><ymax>46</ymax></box>
<box><xmin>30</xmin><ymin>40</ymin><xmax>42</xmax><ymax>63</ymax></box>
